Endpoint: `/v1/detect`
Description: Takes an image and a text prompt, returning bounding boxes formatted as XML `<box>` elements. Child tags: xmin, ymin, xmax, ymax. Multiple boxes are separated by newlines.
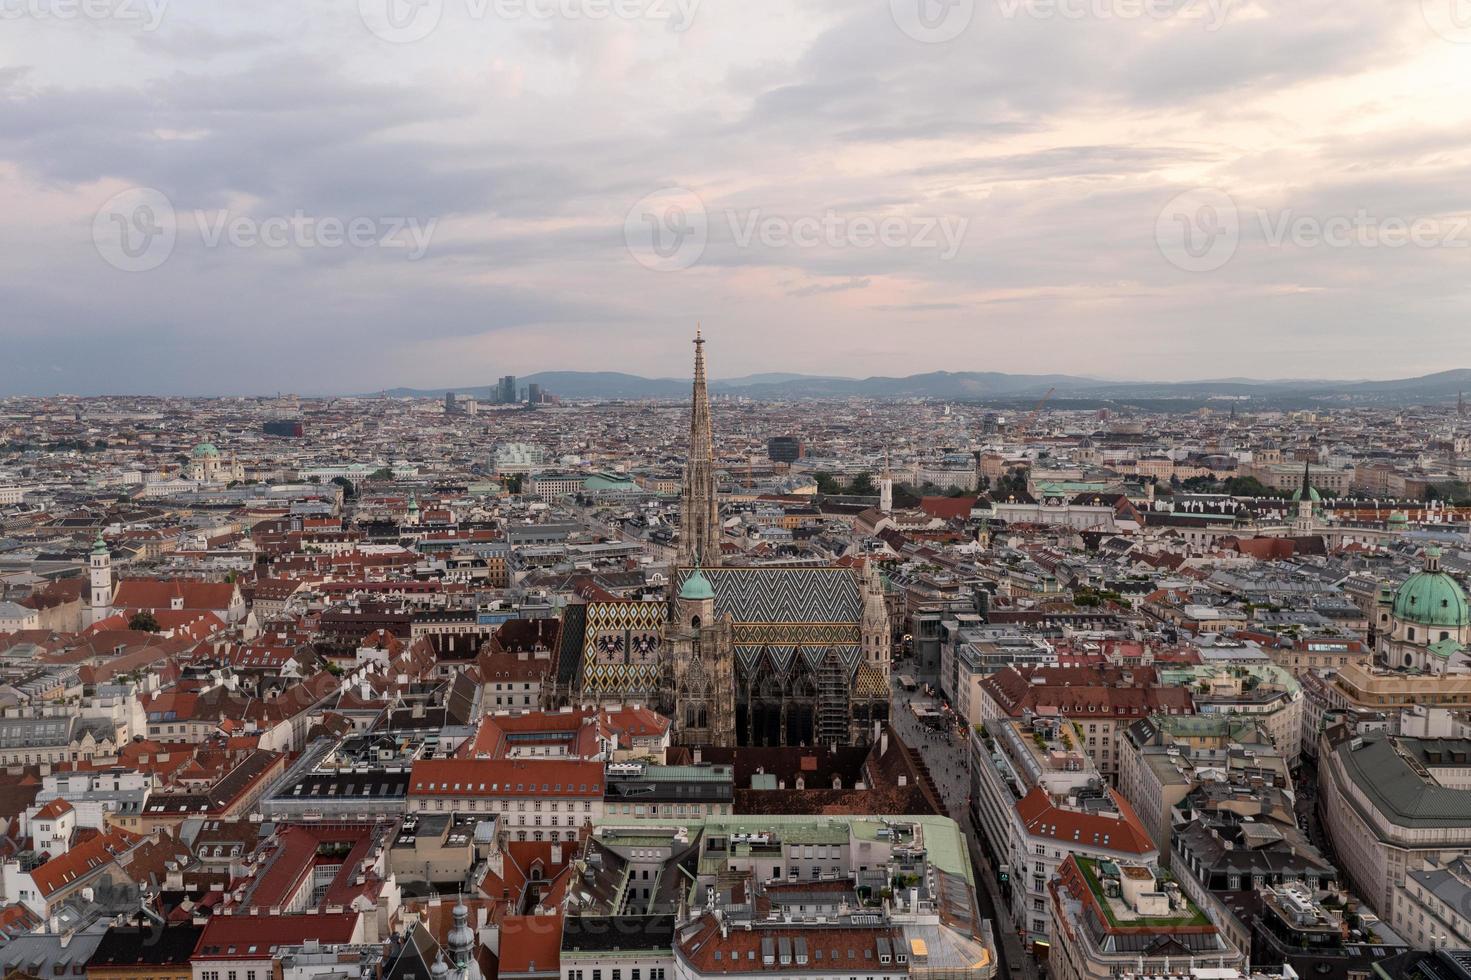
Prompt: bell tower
<box><xmin>88</xmin><ymin>531</ymin><xmax>113</xmax><ymax>627</ymax></box>
<box><xmin>669</xmin><ymin>567</ymin><xmax>735</xmax><ymax>747</ymax></box>
<box><xmin>879</xmin><ymin>453</ymin><xmax>893</xmax><ymax>514</ymax></box>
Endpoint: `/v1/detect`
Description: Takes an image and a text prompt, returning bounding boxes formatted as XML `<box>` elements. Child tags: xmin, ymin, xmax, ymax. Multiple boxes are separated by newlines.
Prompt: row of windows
<box><xmin>422</xmin><ymin>799</ymin><xmax>595</xmax><ymax>813</ymax></box>
<box><xmin>567</xmin><ymin>969</ymin><xmax>667</xmax><ymax>980</ymax></box>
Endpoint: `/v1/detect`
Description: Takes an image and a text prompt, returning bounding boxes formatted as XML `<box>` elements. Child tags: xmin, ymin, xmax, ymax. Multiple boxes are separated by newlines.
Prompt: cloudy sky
<box><xmin>3</xmin><ymin>0</ymin><xmax>1471</xmax><ymax>395</ymax></box>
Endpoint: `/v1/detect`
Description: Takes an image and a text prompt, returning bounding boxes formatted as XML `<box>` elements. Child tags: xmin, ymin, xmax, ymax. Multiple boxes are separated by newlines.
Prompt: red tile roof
<box><xmin>409</xmin><ymin>759</ymin><xmax>603</xmax><ymax>798</ymax></box>
<box><xmin>498</xmin><ymin>914</ymin><xmax>562</xmax><ymax>975</ymax></box>
<box><xmin>1015</xmin><ymin>787</ymin><xmax>1155</xmax><ymax>855</ymax></box>
<box><xmin>29</xmin><ymin>827</ymin><xmax>141</xmax><ymax>897</ymax></box>
<box><xmin>919</xmin><ymin>496</ymin><xmax>978</xmax><ymax>521</ymax></box>
<box><xmin>32</xmin><ymin>799</ymin><xmax>74</xmax><ymax>820</ymax></box>
<box><xmin>193</xmin><ymin>912</ymin><xmax>361</xmax><ymax>958</ymax></box>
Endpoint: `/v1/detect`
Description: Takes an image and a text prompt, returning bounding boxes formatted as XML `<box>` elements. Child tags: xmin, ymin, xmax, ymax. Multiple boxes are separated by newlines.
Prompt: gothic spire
<box><xmin>679</xmin><ymin>328</ymin><xmax>720</xmax><ymax>567</ymax></box>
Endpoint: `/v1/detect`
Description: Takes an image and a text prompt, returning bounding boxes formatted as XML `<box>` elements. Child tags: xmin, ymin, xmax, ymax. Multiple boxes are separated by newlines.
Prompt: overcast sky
<box><xmin>3</xmin><ymin>0</ymin><xmax>1471</xmax><ymax>395</ymax></box>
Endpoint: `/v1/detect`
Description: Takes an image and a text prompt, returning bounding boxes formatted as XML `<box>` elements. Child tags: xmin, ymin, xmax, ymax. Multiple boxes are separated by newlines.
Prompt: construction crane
<box><xmin>1016</xmin><ymin>387</ymin><xmax>1057</xmax><ymax>436</ymax></box>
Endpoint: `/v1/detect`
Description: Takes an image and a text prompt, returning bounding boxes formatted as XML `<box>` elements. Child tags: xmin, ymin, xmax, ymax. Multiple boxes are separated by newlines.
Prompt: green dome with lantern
<box><xmin>679</xmin><ymin>567</ymin><xmax>716</xmax><ymax>602</ymax></box>
<box><xmin>1392</xmin><ymin>547</ymin><xmax>1470</xmax><ymax>628</ymax></box>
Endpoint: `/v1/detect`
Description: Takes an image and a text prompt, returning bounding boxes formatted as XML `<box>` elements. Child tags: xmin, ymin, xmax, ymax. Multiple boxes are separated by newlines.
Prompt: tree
<box><xmin>1222</xmin><ymin>476</ymin><xmax>1276</xmax><ymax>497</ymax></box>
<box><xmin>128</xmin><ymin>611</ymin><xmax>161</xmax><ymax>633</ymax></box>
<box><xmin>814</xmin><ymin>472</ymin><xmax>845</xmax><ymax>496</ymax></box>
<box><xmin>504</xmin><ymin>474</ymin><xmax>525</xmax><ymax>495</ymax></box>
<box><xmin>848</xmin><ymin>472</ymin><xmax>877</xmax><ymax>496</ymax></box>
<box><xmin>368</xmin><ymin>467</ymin><xmax>394</xmax><ymax>481</ymax></box>
<box><xmin>1428</xmin><ymin>481</ymin><xmax>1471</xmax><ymax>505</ymax></box>
<box><xmin>330</xmin><ymin>476</ymin><xmax>356</xmax><ymax>500</ymax></box>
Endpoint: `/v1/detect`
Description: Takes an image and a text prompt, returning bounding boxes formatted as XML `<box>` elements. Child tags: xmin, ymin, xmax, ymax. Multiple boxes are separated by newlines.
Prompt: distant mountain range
<box><xmin>375</xmin><ymin>368</ymin><xmax>1471</xmax><ymax>408</ymax></box>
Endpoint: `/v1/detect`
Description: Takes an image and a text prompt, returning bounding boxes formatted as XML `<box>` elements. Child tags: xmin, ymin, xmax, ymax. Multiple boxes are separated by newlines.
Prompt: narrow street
<box><xmin>891</xmin><ymin>671</ymin><xmax>1038</xmax><ymax>980</ymax></box>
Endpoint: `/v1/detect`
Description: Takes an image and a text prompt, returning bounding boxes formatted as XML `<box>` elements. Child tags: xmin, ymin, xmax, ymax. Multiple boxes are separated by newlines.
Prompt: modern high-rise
<box><xmin>767</xmin><ymin>435</ymin><xmax>804</xmax><ymax>463</ymax></box>
<box><xmin>496</xmin><ymin>375</ymin><xmax>517</xmax><ymax>404</ymax></box>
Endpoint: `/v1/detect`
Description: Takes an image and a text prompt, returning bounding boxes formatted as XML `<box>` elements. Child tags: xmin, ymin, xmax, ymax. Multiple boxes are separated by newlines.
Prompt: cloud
<box><xmin>0</xmin><ymin>0</ymin><xmax>1468</xmax><ymax>393</ymax></box>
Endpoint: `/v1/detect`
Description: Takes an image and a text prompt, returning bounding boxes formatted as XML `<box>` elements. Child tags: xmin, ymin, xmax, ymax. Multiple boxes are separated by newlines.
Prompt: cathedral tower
<box><xmin>861</xmin><ymin>560</ymin><xmax>890</xmax><ymax>676</ymax></box>
<box><xmin>678</xmin><ymin>330</ymin><xmax>721</xmax><ymax>567</ymax></box>
<box><xmin>669</xmin><ymin>568</ymin><xmax>736</xmax><ymax>747</ymax></box>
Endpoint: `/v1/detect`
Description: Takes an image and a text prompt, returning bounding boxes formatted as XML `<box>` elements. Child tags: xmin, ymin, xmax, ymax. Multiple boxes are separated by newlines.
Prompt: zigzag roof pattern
<box><xmin>672</xmin><ymin>565</ymin><xmax>862</xmax><ymax>625</ymax></box>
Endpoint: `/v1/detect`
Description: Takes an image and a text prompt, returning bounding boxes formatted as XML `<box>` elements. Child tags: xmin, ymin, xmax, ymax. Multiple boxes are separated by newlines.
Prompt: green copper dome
<box><xmin>679</xmin><ymin>567</ymin><xmax>715</xmax><ymax>601</ymax></box>
<box><xmin>191</xmin><ymin>442</ymin><xmax>220</xmax><ymax>458</ymax></box>
<box><xmin>1290</xmin><ymin>486</ymin><xmax>1322</xmax><ymax>503</ymax></box>
<box><xmin>1393</xmin><ymin>549</ymin><xmax>1470</xmax><ymax>629</ymax></box>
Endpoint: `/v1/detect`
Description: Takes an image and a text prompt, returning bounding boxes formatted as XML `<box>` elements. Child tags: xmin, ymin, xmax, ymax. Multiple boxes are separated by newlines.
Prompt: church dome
<box><xmin>1290</xmin><ymin>485</ymin><xmax>1322</xmax><ymax>503</ymax></box>
<box><xmin>191</xmin><ymin>443</ymin><xmax>221</xmax><ymax>458</ymax></box>
<box><xmin>1392</xmin><ymin>548</ymin><xmax>1469</xmax><ymax>628</ymax></box>
<box><xmin>679</xmin><ymin>568</ymin><xmax>715</xmax><ymax>601</ymax></box>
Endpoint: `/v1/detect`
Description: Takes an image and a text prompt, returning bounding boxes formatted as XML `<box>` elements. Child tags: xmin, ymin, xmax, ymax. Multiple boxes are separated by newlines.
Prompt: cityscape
<box><xmin>7</xmin><ymin>2</ymin><xmax>1471</xmax><ymax>980</ymax></box>
<box><xmin>5</xmin><ymin>337</ymin><xmax>1471</xmax><ymax>980</ymax></box>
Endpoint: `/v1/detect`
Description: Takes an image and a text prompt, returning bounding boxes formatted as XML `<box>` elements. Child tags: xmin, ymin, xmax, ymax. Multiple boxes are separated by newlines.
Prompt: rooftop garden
<box><xmin>1076</xmin><ymin>858</ymin><xmax>1211</xmax><ymax>930</ymax></box>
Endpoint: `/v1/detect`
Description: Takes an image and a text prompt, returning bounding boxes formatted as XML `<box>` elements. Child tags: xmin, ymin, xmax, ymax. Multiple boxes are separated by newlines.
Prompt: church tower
<box><xmin>669</xmin><ymin>567</ymin><xmax>736</xmax><ymax>747</ymax></box>
<box><xmin>446</xmin><ymin>898</ymin><xmax>482</xmax><ymax>980</ymax></box>
<box><xmin>88</xmin><ymin>531</ymin><xmax>113</xmax><ymax>627</ymax></box>
<box><xmin>678</xmin><ymin>330</ymin><xmax>721</xmax><ymax>568</ymax></box>
<box><xmin>860</xmin><ymin>561</ymin><xmax>890</xmax><ymax>676</ymax></box>
<box><xmin>1293</xmin><ymin>462</ymin><xmax>1318</xmax><ymax>533</ymax></box>
<box><xmin>879</xmin><ymin>454</ymin><xmax>893</xmax><ymax>514</ymax></box>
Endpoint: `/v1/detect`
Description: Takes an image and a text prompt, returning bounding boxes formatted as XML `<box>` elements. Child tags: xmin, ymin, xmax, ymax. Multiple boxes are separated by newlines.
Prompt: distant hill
<box><xmin>369</xmin><ymin>368</ymin><xmax>1471</xmax><ymax>407</ymax></box>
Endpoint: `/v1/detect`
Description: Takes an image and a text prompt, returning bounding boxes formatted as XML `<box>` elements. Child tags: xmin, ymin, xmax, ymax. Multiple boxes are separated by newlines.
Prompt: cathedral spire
<box><xmin>679</xmin><ymin>328</ymin><xmax>721</xmax><ymax>567</ymax></box>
